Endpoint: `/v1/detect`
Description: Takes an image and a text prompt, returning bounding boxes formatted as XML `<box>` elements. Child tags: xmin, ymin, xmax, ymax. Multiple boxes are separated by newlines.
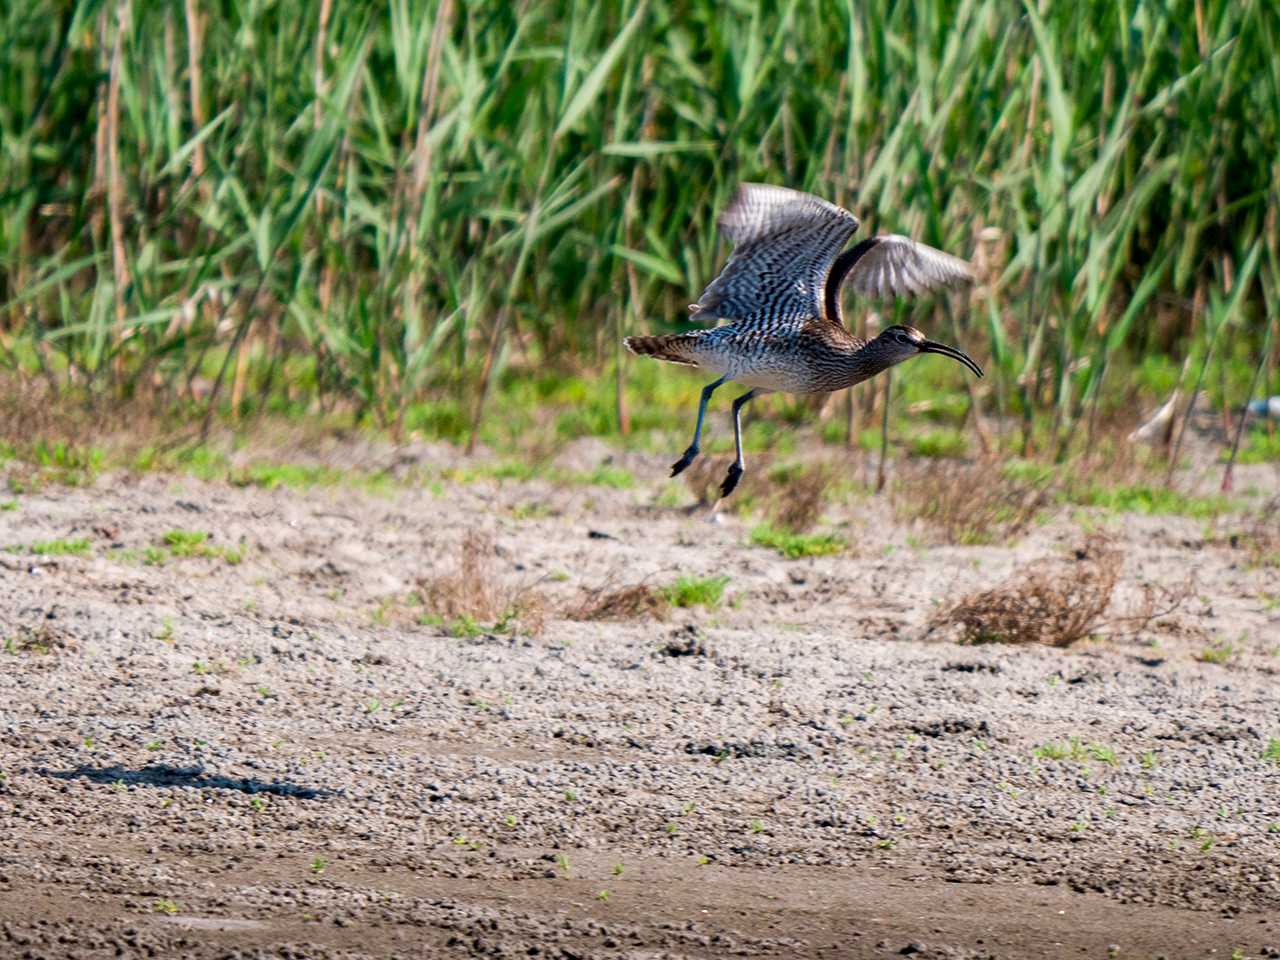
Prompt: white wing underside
<box><xmin>690</xmin><ymin>184</ymin><xmax>859</xmax><ymax>328</ymax></box>
<box><xmin>846</xmin><ymin>235</ymin><xmax>974</xmax><ymax>299</ymax></box>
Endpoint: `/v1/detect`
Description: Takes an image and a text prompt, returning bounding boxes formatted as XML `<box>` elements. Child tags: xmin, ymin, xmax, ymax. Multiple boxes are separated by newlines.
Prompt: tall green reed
<box><xmin>0</xmin><ymin>0</ymin><xmax>1276</xmax><ymax>441</ymax></box>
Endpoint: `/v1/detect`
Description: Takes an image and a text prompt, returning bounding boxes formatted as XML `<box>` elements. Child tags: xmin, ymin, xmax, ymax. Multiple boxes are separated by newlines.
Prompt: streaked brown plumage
<box><xmin>624</xmin><ymin>183</ymin><xmax>983</xmax><ymax>498</ymax></box>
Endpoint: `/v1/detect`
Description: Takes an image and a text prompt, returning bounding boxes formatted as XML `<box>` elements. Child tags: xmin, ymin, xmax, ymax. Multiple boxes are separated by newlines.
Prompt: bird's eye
<box><xmin>894</xmin><ymin>331</ymin><xmax>910</xmax><ymax>343</ymax></box>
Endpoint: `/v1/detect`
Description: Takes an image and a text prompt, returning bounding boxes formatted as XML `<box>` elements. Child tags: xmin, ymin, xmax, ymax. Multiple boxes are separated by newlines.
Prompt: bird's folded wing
<box><xmin>845</xmin><ymin>235</ymin><xmax>973</xmax><ymax>299</ymax></box>
<box><xmin>691</xmin><ymin>183</ymin><xmax>860</xmax><ymax>329</ymax></box>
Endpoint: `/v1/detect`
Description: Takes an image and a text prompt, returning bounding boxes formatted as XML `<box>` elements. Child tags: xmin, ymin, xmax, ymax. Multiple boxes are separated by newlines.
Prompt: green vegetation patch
<box><xmin>1068</xmin><ymin>483</ymin><xmax>1232</xmax><ymax>519</ymax></box>
<box><xmin>662</xmin><ymin>575</ymin><xmax>729</xmax><ymax>609</ymax></box>
<box><xmin>24</xmin><ymin>537</ymin><xmax>92</xmax><ymax>556</ymax></box>
<box><xmin>750</xmin><ymin>524</ymin><xmax>845</xmax><ymax>559</ymax></box>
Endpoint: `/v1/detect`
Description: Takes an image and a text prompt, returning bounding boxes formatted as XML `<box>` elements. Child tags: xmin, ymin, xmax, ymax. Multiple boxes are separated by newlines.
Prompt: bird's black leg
<box><xmin>720</xmin><ymin>389</ymin><xmax>757</xmax><ymax>498</ymax></box>
<box><xmin>671</xmin><ymin>377</ymin><xmax>726</xmax><ymax>477</ymax></box>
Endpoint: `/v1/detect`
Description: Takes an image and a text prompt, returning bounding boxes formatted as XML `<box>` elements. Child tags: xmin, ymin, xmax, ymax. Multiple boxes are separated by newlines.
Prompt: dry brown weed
<box><xmin>1218</xmin><ymin>495</ymin><xmax>1280</xmax><ymax>567</ymax></box>
<box><xmin>416</xmin><ymin>531</ymin><xmax>546</xmax><ymax>634</ymax></box>
<box><xmin>893</xmin><ymin>458</ymin><xmax>1056</xmax><ymax>545</ymax></box>
<box><xmin>930</xmin><ymin>535</ymin><xmax>1121</xmax><ymax>646</ymax></box>
<box><xmin>767</xmin><ymin>463</ymin><xmax>833</xmax><ymax>533</ymax></box>
<box><xmin>563</xmin><ymin>582</ymin><xmax>669</xmax><ymax>622</ymax></box>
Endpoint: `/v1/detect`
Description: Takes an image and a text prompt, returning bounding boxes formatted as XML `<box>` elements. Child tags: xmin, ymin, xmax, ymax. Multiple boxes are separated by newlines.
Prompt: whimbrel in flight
<box><xmin>624</xmin><ymin>183</ymin><xmax>983</xmax><ymax>498</ymax></box>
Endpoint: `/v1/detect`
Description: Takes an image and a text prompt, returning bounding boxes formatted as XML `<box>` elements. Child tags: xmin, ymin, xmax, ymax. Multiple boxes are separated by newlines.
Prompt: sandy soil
<box><xmin>2</xmin><ymin>439</ymin><xmax>1279</xmax><ymax>959</ymax></box>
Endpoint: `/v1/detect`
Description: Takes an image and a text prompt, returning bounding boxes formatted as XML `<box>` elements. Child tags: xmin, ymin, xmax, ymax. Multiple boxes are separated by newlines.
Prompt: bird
<box><xmin>1246</xmin><ymin>396</ymin><xmax>1280</xmax><ymax>420</ymax></box>
<box><xmin>623</xmin><ymin>183</ymin><xmax>983</xmax><ymax>498</ymax></box>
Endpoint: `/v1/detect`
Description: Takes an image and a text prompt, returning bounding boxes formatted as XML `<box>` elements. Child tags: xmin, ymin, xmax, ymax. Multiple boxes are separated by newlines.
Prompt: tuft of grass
<box><xmin>765</xmin><ymin>462</ymin><xmax>833</xmax><ymax>533</ymax></box>
<box><xmin>894</xmin><ymin>458</ymin><xmax>1056</xmax><ymax>545</ymax></box>
<box><xmin>164</xmin><ymin>529</ymin><xmax>212</xmax><ymax>556</ymax></box>
<box><xmin>26</xmin><ymin>537</ymin><xmax>91</xmax><ymax>556</ymax></box>
<box><xmin>750</xmin><ymin>524</ymin><xmax>845</xmax><ymax>559</ymax></box>
<box><xmin>1195</xmin><ymin>642</ymin><xmax>1237</xmax><ymax>665</ymax></box>
<box><xmin>1234</xmin><ymin>428</ymin><xmax>1280</xmax><ymax>464</ymax></box>
<box><xmin>416</xmin><ymin>532</ymin><xmax>545</xmax><ymax>636</ymax></box>
<box><xmin>1264</xmin><ymin>739</ymin><xmax>1280</xmax><ymax>766</ymax></box>
<box><xmin>1034</xmin><ymin>737</ymin><xmax>1117</xmax><ymax>765</ymax></box>
<box><xmin>564</xmin><ymin>582</ymin><xmax>669</xmax><ymax>622</ymax></box>
<box><xmin>932</xmin><ymin>535</ymin><xmax>1119</xmax><ymax>646</ymax></box>
<box><xmin>908</xmin><ymin>429</ymin><xmax>968</xmax><ymax>459</ymax></box>
<box><xmin>662</xmin><ymin>575</ymin><xmax>729</xmax><ymax>609</ymax></box>
<box><xmin>1070</xmin><ymin>483</ymin><xmax>1232</xmax><ymax>519</ymax></box>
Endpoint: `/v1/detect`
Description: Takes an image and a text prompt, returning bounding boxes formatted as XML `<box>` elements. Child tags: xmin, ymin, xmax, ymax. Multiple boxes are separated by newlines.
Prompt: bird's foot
<box><xmin>670</xmin><ymin>447</ymin><xmax>698</xmax><ymax>477</ymax></box>
<box><xmin>719</xmin><ymin>463</ymin><xmax>744</xmax><ymax>499</ymax></box>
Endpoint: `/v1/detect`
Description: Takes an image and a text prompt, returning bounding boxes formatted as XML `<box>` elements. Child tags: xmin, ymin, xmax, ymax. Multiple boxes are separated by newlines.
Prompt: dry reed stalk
<box><xmin>106</xmin><ymin>0</ymin><xmax>131</xmax><ymax>340</ymax></box>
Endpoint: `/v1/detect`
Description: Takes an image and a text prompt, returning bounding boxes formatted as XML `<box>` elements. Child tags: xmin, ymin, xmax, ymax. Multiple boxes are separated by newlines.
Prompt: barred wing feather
<box><xmin>691</xmin><ymin>184</ymin><xmax>860</xmax><ymax>328</ymax></box>
<box><xmin>845</xmin><ymin>235</ymin><xmax>973</xmax><ymax>299</ymax></box>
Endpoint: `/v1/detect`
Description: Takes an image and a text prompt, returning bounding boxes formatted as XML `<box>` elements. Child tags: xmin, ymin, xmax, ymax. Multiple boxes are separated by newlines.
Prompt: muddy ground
<box><xmin>1</xmin><ymin>437</ymin><xmax>1279</xmax><ymax>959</ymax></box>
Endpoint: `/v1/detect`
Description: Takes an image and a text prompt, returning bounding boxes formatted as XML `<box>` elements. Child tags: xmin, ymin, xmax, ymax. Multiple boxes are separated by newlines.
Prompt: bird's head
<box><xmin>869</xmin><ymin>324</ymin><xmax>984</xmax><ymax>378</ymax></box>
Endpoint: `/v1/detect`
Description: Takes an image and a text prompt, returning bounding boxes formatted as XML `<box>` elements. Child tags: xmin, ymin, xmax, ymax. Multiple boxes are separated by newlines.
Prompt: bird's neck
<box><xmin>822</xmin><ymin>238</ymin><xmax>880</xmax><ymax>327</ymax></box>
<box><xmin>801</xmin><ymin>328</ymin><xmax>892</xmax><ymax>392</ymax></box>
<box><xmin>841</xmin><ymin>340</ymin><xmax>896</xmax><ymax>389</ymax></box>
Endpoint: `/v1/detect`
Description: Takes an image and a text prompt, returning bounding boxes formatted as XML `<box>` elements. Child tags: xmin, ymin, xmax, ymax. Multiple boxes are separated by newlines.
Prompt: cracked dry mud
<box><xmin>1</xmin><ymin>441</ymin><xmax>1279</xmax><ymax>959</ymax></box>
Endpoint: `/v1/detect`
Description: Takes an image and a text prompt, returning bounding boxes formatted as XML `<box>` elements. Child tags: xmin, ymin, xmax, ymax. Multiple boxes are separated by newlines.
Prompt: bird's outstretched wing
<box><xmin>843</xmin><ymin>235</ymin><xmax>973</xmax><ymax>299</ymax></box>
<box><xmin>691</xmin><ymin>184</ymin><xmax>860</xmax><ymax>329</ymax></box>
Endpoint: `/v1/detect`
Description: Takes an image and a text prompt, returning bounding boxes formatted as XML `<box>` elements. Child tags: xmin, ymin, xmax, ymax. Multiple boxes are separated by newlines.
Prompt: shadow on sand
<box><xmin>41</xmin><ymin>763</ymin><xmax>338</xmax><ymax>799</ymax></box>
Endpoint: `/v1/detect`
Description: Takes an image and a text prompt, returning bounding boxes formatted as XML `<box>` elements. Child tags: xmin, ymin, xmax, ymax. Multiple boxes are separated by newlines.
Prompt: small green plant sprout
<box><xmin>875</xmin><ymin>838</ymin><xmax>896</xmax><ymax>850</ymax></box>
<box><xmin>563</xmin><ymin>788</ymin><xmax>577</xmax><ymax>802</ymax></box>
<box><xmin>504</xmin><ymin>814</ymin><xmax>518</xmax><ymax>828</ymax></box>
<box><xmin>155</xmin><ymin>620</ymin><xmax>174</xmax><ymax>643</ymax></box>
<box><xmin>153</xmin><ymin>899</ymin><xmax>179</xmax><ymax>915</ymax></box>
<box><xmin>364</xmin><ymin>698</ymin><xmax>381</xmax><ymax>714</ymax></box>
<box><xmin>250</xmin><ymin>796</ymin><xmax>266</xmax><ymax>812</ymax></box>
<box><xmin>1089</xmin><ymin>743</ymin><xmax>1117</xmax><ymax>765</ymax></box>
<box><xmin>192</xmin><ymin>660</ymin><xmax>210</xmax><ymax>675</ymax></box>
<box><xmin>163</xmin><ymin>529</ymin><xmax>211</xmax><ymax>556</ymax></box>
<box><xmin>1140</xmin><ymin>750</ymin><xmax>1158</xmax><ymax>770</ymax></box>
<box><xmin>27</xmin><ymin>537</ymin><xmax>91</xmax><ymax>556</ymax></box>
<box><xmin>697</xmin><ymin>854</ymin><xmax>710</xmax><ymax>866</ymax></box>
<box><xmin>749</xmin><ymin>524</ymin><xmax>845</xmax><ymax>559</ymax></box>
<box><xmin>1070</xmin><ymin>821</ymin><xmax>1087</xmax><ymax>833</ymax></box>
<box><xmin>112</xmin><ymin>779</ymin><xmax>126</xmax><ymax>793</ymax></box>
<box><xmin>256</xmin><ymin>685</ymin><xmax>271</xmax><ymax>698</ymax></box>
<box><xmin>596</xmin><ymin>889</ymin><xmax>610</xmax><ymax>903</ymax></box>
<box><xmin>309</xmin><ymin>855</ymin><xmax>328</xmax><ymax>874</ymax></box>
<box><xmin>611</xmin><ymin>862</ymin><xmax>624</xmax><ymax>877</ymax></box>
<box><xmin>1196</xmin><ymin>641</ymin><xmax>1237</xmax><ymax>665</ymax></box>
<box><xmin>666</xmin><ymin>821</ymin><xmax>679</xmax><ymax>835</ymax></box>
<box><xmin>556</xmin><ymin>852</ymin><xmax>571</xmax><ymax>877</ymax></box>
<box><xmin>145</xmin><ymin>740</ymin><xmax>162</xmax><ymax>752</ymax></box>
<box><xmin>82</xmin><ymin>736</ymin><xmax>94</xmax><ymax>750</ymax></box>
<box><xmin>749</xmin><ymin>819</ymin><xmax>765</xmax><ymax>835</ymax></box>
<box><xmin>662</xmin><ymin>575</ymin><xmax>730</xmax><ymax>609</ymax></box>
<box><xmin>681</xmin><ymin>801</ymin><xmax>696</xmax><ymax>815</ymax></box>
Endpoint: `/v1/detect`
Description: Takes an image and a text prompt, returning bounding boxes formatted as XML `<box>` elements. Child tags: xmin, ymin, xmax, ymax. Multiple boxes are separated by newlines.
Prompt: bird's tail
<box><xmin>623</xmin><ymin>333</ymin><xmax>702</xmax><ymax>367</ymax></box>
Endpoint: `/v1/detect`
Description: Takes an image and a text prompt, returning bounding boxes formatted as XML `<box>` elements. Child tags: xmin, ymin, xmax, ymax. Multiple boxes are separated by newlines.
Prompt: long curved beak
<box><xmin>920</xmin><ymin>339</ymin><xmax>984</xmax><ymax>378</ymax></box>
